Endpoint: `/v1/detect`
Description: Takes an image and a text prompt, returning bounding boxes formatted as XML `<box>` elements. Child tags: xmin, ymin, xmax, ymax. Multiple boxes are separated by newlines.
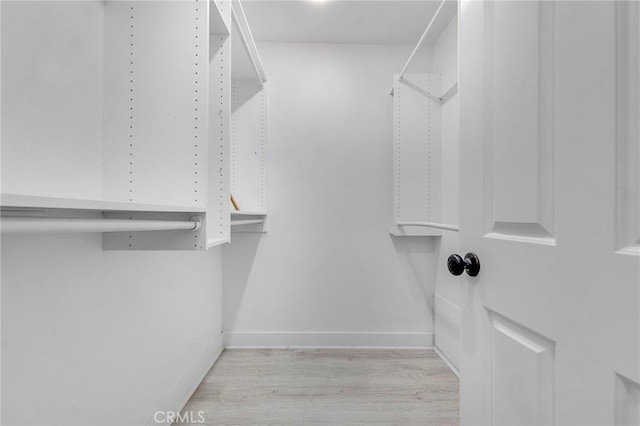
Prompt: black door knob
<box><xmin>447</xmin><ymin>252</ymin><xmax>481</xmax><ymax>277</ymax></box>
<box><xmin>447</xmin><ymin>254</ymin><xmax>465</xmax><ymax>276</ymax></box>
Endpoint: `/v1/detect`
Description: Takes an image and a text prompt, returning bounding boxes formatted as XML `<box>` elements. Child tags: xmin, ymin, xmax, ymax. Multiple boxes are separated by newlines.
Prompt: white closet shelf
<box><xmin>210</xmin><ymin>0</ymin><xmax>230</xmax><ymax>36</ymax></box>
<box><xmin>207</xmin><ymin>237</ymin><xmax>230</xmax><ymax>248</ymax></box>
<box><xmin>230</xmin><ymin>211</ymin><xmax>266</xmax><ymax>231</ymax></box>
<box><xmin>231</xmin><ymin>210</ymin><xmax>266</xmax><ymax>217</ymax></box>
<box><xmin>231</xmin><ymin>219</ymin><xmax>264</xmax><ymax>226</ymax></box>
<box><xmin>397</xmin><ymin>221</ymin><xmax>458</xmax><ymax>232</ymax></box>
<box><xmin>0</xmin><ymin>194</ymin><xmax>205</xmax><ymax>214</ymax></box>
<box><xmin>231</xmin><ymin>1</ymin><xmax>267</xmax><ymax>86</ymax></box>
<box><xmin>1</xmin><ymin>195</ymin><xmax>206</xmax><ymax>248</ymax></box>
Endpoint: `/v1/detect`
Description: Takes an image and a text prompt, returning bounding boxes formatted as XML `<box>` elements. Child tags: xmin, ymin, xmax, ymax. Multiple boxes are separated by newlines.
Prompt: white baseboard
<box><xmin>224</xmin><ymin>331</ymin><xmax>433</xmax><ymax>349</ymax></box>
<box><xmin>434</xmin><ymin>294</ymin><xmax>460</xmax><ymax>370</ymax></box>
<box><xmin>147</xmin><ymin>332</ymin><xmax>224</xmax><ymax>426</ymax></box>
<box><xmin>434</xmin><ymin>345</ymin><xmax>460</xmax><ymax>378</ymax></box>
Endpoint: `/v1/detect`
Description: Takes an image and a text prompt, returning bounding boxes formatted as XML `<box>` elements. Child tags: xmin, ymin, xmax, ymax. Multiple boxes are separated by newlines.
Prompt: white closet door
<box><xmin>459</xmin><ymin>1</ymin><xmax>639</xmax><ymax>424</ymax></box>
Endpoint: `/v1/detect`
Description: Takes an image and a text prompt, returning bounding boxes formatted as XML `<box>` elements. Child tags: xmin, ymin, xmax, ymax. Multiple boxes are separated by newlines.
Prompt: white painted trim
<box><xmin>434</xmin><ymin>345</ymin><xmax>460</xmax><ymax>378</ymax></box>
<box><xmin>146</xmin><ymin>332</ymin><xmax>224</xmax><ymax>426</ymax></box>
<box><xmin>224</xmin><ymin>331</ymin><xmax>433</xmax><ymax>349</ymax></box>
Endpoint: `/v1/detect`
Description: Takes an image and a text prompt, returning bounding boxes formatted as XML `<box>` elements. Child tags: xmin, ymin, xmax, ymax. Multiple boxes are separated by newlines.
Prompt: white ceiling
<box><xmin>241</xmin><ymin>0</ymin><xmax>457</xmax><ymax>46</ymax></box>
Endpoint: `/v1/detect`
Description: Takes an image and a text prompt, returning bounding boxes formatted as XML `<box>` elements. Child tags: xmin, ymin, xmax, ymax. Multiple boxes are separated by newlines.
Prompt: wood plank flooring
<box><xmin>177</xmin><ymin>349</ymin><xmax>459</xmax><ymax>425</ymax></box>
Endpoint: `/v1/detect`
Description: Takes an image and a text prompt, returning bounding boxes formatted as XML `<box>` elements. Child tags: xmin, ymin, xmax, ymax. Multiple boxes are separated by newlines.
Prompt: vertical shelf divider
<box><xmin>207</xmin><ymin>0</ymin><xmax>232</xmax><ymax>247</ymax></box>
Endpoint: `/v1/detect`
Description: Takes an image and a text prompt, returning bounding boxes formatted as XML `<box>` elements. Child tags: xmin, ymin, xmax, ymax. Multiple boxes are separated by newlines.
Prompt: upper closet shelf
<box><xmin>0</xmin><ymin>194</ymin><xmax>205</xmax><ymax>214</ymax></box>
<box><xmin>231</xmin><ymin>1</ymin><xmax>267</xmax><ymax>87</ymax></box>
<box><xmin>210</xmin><ymin>0</ymin><xmax>230</xmax><ymax>36</ymax></box>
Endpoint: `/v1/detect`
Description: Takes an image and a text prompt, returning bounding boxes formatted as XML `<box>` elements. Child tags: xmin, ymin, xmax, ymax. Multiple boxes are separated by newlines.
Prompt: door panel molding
<box><xmin>615</xmin><ymin>373</ymin><xmax>640</xmax><ymax>426</ymax></box>
<box><xmin>488</xmin><ymin>308</ymin><xmax>556</xmax><ymax>426</ymax></box>
<box><xmin>483</xmin><ymin>1</ymin><xmax>556</xmax><ymax>245</ymax></box>
<box><xmin>615</xmin><ymin>1</ymin><xmax>640</xmax><ymax>255</ymax></box>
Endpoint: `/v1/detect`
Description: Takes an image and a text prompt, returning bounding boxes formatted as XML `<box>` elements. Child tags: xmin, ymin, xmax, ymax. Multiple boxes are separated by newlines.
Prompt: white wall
<box><xmin>1</xmin><ymin>1</ymin><xmax>104</xmax><ymax>200</ymax></box>
<box><xmin>223</xmin><ymin>42</ymin><xmax>438</xmax><ymax>348</ymax></box>
<box><xmin>431</xmin><ymin>16</ymin><xmax>461</xmax><ymax>371</ymax></box>
<box><xmin>1</xmin><ymin>235</ymin><xmax>223</xmax><ymax>426</ymax></box>
<box><xmin>1</xmin><ymin>4</ymin><xmax>223</xmax><ymax>423</ymax></box>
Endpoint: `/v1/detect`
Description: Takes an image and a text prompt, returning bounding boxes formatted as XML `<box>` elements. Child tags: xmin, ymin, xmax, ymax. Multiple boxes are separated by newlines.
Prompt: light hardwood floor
<box><xmin>177</xmin><ymin>349</ymin><xmax>459</xmax><ymax>425</ymax></box>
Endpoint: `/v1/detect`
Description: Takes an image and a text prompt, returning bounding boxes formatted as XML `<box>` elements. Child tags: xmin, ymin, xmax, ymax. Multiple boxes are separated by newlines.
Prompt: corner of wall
<box><xmin>146</xmin><ymin>332</ymin><xmax>224</xmax><ymax>426</ymax></box>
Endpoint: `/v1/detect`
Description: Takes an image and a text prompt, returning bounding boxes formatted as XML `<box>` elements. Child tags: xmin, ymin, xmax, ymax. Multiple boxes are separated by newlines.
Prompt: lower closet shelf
<box><xmin>1</xmin><ymin>194</ymin><xmax>208</xmax><ymax>251</ymax></box>
<box><xmin>230</xmin><ymin>211</ymin><xmax>267</xmax><ymax>233</ymax></box>
<box><xmin>1</xmin><ymin>217</ymin><xmax>201</xmax><ymax>233</ymax></box>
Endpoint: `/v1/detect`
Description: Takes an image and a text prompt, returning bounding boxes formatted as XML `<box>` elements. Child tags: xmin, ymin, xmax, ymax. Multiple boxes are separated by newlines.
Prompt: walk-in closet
<box><xmin>1</xmin><ymin>0</ymin><xmax>638</xmax><ymax>425</ymax></box>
